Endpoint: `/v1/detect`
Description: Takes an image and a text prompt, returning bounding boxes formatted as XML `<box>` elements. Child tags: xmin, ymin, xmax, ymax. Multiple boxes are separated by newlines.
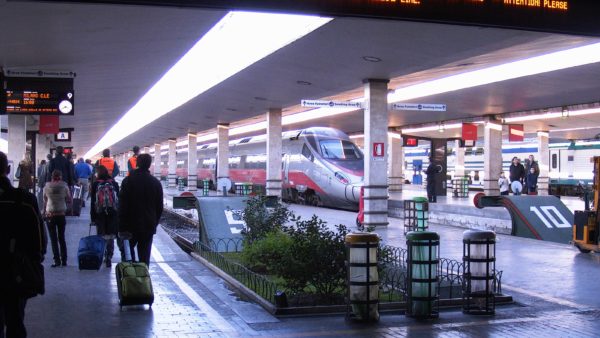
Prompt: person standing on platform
<box><xmin>90</xmin><ymin>165</ymin><xmax>120</xmax><ymax>268</ymax></box>
<box><xmin>525</xmin><ymin>167</ymin><xmax>538</xmax><ymax>195</ymax></box>
<box><xmin>127</xmin><ymin>146</ymin><xmax>140</xmax><ymax>176</ymax></box>
<box><xmin>43</xmin><ymin>170</ymin><xmax>71</xmax><ymax>268</ymax></box>
<box><xmin>74</xmin><ymin>158</ymin><xmax>92</xmax><ymax>207</ymax></box>
<box><xmin>509</xmin><ymin>157</ymin><xmax>525</xmax><ymax>193</ymax></box>
<box><xmin>425</xmin><ymin>158</ymin><xmax>438</xmax><ymax>203</ymax></box>
<box><xmin>118</xmin><ymin>154</ymin><xmax>163</xmax><ymax>266</ymax></box>
<box><xmin>16</xmin><ymin>156</ymin><xmax>34</xmax><ymax>193</ymax></box>
<box><xmin>94</xmin><ymin>149</ymin><xmax>119</xmax><ymax>179</ymax></box>
<box><xmin>498</xmin><ymin>172</ymin><xmax>510</xmax><ymax>196</ymax></box>
<box><xmin>0</xmin><ymin>151</ymin><xmax>47</xmax><ymax>338</ymax></box>
<box><xmin>36</xmin><ymin>159</ymin><xmax>48</xmax><ymax>208</ymax></box>
<box><xmin>47</xmin><ymin>146</ymin><xmax>74</xmax><ymax>188</ymax></box>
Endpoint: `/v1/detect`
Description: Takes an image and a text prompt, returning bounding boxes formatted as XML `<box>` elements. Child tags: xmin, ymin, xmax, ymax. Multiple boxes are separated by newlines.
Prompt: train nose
<box><xmin>345</xmin><ymin>183</ymin><xmax>362</xmax><ymax>203</ymax></box>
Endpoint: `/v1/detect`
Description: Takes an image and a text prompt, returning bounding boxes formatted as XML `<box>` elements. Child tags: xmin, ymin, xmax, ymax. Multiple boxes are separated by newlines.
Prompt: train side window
<box><xmin>302</xmin><ymin>144</ymin><xmax>314</xmax><ymax>161</ymax></box>
<box><xmin>552</xmin><ymin>154</ymin><xmax>558</xmax><ymax>169</ymax></box>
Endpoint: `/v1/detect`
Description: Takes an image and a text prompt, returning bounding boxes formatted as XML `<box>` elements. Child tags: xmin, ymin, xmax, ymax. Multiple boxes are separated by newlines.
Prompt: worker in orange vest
<box><xmin>127</xmin><ymin>146</ymin><xmax>140</xmax><ymax>176</ymax></box>
<box><xmin>94</xmin><ymin>149</ymin><xmax>120</xmax><ymax>178</ymax></box>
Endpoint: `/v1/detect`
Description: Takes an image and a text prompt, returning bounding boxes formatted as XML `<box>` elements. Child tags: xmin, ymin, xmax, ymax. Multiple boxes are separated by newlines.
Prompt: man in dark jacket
<box><xmin>425</xmin><ymin>158</ymin><xmax>438</xmax><ymax>203</ymax></box>
<box><xmin>118</xmin><ymin>154</ymin><xmax>163</xmax><ymax>266</ymax></box>
<box><xmin>0</xmin><ymin>151</ymin><xmax>47</xmax><ymax>338</ymax></box>
<box><xmin>509</xmin><ymin>157</ymin><xmax>526</xmax><ymax>184</ymax></box>
<box><xmin>47</xmin><ymin>146</ymin><xmax>74</xmax><ymax>186</ymax></box>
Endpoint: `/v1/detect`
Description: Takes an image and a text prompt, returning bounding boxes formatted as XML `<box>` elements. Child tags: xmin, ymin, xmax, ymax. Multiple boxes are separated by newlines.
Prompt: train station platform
<box><xmin>23</xmin><ymin>189</ymin><xmax>600</xmax><ymax>337</ymax></box>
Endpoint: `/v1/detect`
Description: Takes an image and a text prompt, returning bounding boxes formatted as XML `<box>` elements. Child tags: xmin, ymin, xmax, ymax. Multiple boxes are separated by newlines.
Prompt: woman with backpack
<box><xmin>90</xmin><ymin>165</ymin><xmax>120</xmax><ymax>268</ymax></box>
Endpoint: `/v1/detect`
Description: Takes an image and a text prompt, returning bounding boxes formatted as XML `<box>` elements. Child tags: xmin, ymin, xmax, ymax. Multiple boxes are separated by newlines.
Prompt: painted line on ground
<box><xmin>152</xmin><ymin>247</ymin><xmax>238</xmax><ymax>335</ymax></box>
<box><xmin>502</xmin><ymin>283</ymin><xmax>588</xmax><ymax>309</ymax></box>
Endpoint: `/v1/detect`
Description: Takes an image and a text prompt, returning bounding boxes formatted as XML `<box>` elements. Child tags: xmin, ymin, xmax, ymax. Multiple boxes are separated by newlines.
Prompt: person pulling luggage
<box><xmin>90</xmin><ymin>165</ymin><xmax>120</xmax><ymax>268</ymax></box>
<box><xmin>43</xmin><ymin>170</ymin><xmax>71</xmax><ymax>267</ymax></box>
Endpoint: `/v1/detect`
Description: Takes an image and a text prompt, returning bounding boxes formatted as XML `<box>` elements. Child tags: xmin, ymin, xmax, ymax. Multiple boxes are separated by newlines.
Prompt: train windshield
<box><xmin>319</xmin><ymin>140</ymin><xmax>363</xmax><ymax>160</ymax></box>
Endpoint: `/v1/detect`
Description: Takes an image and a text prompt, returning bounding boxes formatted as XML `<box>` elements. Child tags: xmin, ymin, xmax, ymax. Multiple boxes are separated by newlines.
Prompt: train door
<box><xmin>549</xmin><ymin>149</ymin><xmax>560</xmax><ymax>177</ymax></box>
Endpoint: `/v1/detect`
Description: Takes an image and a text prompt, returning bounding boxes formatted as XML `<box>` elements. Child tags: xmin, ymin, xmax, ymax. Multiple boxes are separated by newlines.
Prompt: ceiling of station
<box><xmin>1</xmin><ymin>1</ymin><xmax>600</xmax><ymax>157</ymax></box>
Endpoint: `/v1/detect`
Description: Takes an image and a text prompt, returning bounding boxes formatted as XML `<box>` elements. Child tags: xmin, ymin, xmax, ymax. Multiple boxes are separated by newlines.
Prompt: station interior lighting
<box><xmin>84</xmin><ymin>11</ymin><xmax>332</xmax><ymax>158</ymax></box>
<box><xmin>402</xmin><ymin>123</ymin><xmax>462</xmax><ymax>133</ymax></box>
<box><xmin>503</xmin><ymin>106</ymin><xmax>600</xmax><ymax>123</ymax></box>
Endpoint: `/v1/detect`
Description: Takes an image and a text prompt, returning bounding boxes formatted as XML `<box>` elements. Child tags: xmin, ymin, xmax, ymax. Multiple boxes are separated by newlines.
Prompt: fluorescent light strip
<box><xmin>504</xmin><ymin>107</ymin><xmax>600</xmax><ymax>122</ymax></box>
<box><xmin>84</xmin><ymin>12</ymin><xmax>332</xmax><ymax>159</ymax></box>
<box><xmin>388</xmin><ymin>42</ymin><xmax>600</xmax><ymax>102</ymax></box>
<box><xmin>550</xmin><ymin>126</ymin><xmax>600</xmax><ymax>133</ymax></box>
<box><xmin>402</xmin><ymin>123</ymin><xmax>462</xmax><ymax>133</ymax></box>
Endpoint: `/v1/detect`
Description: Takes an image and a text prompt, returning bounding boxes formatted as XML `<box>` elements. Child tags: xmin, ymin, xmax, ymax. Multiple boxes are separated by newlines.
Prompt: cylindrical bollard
<box><xmin>406</xmin><ymin>231</ymin><xmax>439</xmax><ymax>319</ymax></box>
<box><xmin>178</xmin><ymin>177</ymin><xmax>185</xmax><ymax>191</ymax></box>
<box><xmin>413</xmin><ymin>197</ymin><xmax>429</xmax><ymax>231</ymax></box>
<box><xmin>345</xmin><ymin>233</ymin><xmax>379</xmax><ymax>322</ymax></box>
<box><xmin>463</xmin><ymin>230</ymin><xmax>496</xmax><ymax>315</ymax></box>
<box><xmin>202</xmin><ymin>179</ymin><xmax>209</xmax><ymax>196</ymax></box>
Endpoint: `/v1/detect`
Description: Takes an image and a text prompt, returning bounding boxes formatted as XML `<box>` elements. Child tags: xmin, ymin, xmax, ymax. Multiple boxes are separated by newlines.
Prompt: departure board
<box><xmin>40</xmin><ymin>0</ymin><xmax>600</xmax><ymax>37</ymax></box>
<box><xmin>2</xmin><ymin>74</ymin><xmax>74</xmax><ymax>115</ymax></box>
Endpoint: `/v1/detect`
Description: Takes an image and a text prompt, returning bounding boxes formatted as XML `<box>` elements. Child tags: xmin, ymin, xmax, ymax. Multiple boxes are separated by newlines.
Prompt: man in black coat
<box><xmin>425</xmin><ymin>158</ymin><xmax>438</xmax><ymax>203</ymax></box>
<box><xmin>509</xmin><ymin>157</ymin><xmax>526</xmax><ymax>184</ymax></box>
<box><xmin>47</xmin><ymin>146</ymin><xmax>74</xmax><ymax>187</ymax></box>
<box><xmin>0</xmin><ymin>151</ymin><xmax>47</xmax><ymax>338</ymax></box>
<box><xmin>118</xmin><ymin>154</ymin><xmax>163</xmax><ymax>266</ymax></box>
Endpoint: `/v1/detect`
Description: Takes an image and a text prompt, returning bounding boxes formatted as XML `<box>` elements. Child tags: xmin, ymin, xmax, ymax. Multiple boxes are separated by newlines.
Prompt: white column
<box><xmin>388</xmin><ymin>133</ymin><xmax>403</xmax><ymax>192</ymax></box>
<box><xmin>454</xmin><ymin>140</ymin><xmax>466</xmax><ymax>178</ymax></box>
<box><xmin>187</xmin><ymin>133</ymin><xmax>197</xmax><ymax>192</ymax></box>
<box><xmin>217</xmin><ymin>123</ymin><xmax>230</xmax><ymax>192</ymax></box>
<box><xmin>35</xmin><ymin>134</ymin><xmax>49</xmax><ymax>166</ymax></box>
<box><xmin>266</xmin><ymin>108</ymin><xmax>282</xmax><ymax>197</ymax></box>
<box><xmin>168</xmin><ymin>139</ymin><xmax>177</xmax><ymax>188</ymax></box>
<box><xmin>537</xmin><ymin>131</ymin><xmax>550</xmax><ymax>196</ymax></box>
<box><xmin>153</xmin><ymin>143</ymin><xmax>162</xmax><ymax>180</ymax></box>
<box><xmin>8</xmin><ymin>115</ymin><xmax>26</xmax><ymax>184</ymax></box>
<box><xmin>143</xmin><ymin>146</ymin><xmax>150</xmax><ymax>154</ymax></box>
<box><xmin>483</xmin><ymin>121</ymin><xmax>503</xmax><ymax>196</ymax></box>
<box><xmin>363</xmin><ymin>79</ymin><xmax>389</xmax><ymax>227</ymax></box>
<box><xmin>122</xmin><ymin>153</ymin><xmax>127</xmax><ymax>175</ymax></box>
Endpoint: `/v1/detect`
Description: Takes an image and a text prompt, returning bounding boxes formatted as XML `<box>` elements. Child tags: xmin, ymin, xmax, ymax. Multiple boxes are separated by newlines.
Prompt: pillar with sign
<box><xmin>8</xmin><ymin>115</ymin><xmax>26</xmax><ymax>185</ymax></box>
<box><xmin>388</xmin><ymin>133</ymin><xmax>403</xmax><ymax>192</ymax></box>
<box><xmin>537</xmin><ymin>131</ymin><xmax>549</xmax><ymax>196</ymax></box>
<box><xmin>188</xmin><ymin>133</ymin><xmax>198</xmax><ymax>192</ymax></box>
<box><xmin>266</xmin><ymin>108</ymin><xmax>283</xmax><ymax>197</ymax></box>
<box><xmin>217</xmin><ymin>123</ymin><xmax>230</xmax><ymax>193</ymax></box>
<box><xmin>454</xmin><ymin>140</ymin><xmax>466</xmax><ymax>178</ymax></box>
<box><xmin>363</xmin><ymin>79</ymin><xmax>389</xmax><ymax>227</ymax></box>
<box><xmin>153</xmin><ymin>143</ymin><xmax>162</xmax><ymax>181</ymax></box>
<box><xmin>168</xmin><ymin>139</ymin><xmax>177</xmax><ymax>188</ymax></box>
<box><xmin>483</xmin><ymin>121</ymin><xmax>503</xmax><ymax>196</ymax></box>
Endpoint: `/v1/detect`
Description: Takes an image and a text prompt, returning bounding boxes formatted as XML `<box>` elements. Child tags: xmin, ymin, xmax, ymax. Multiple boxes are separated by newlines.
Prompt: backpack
<box><xmin>95</xmin><ymin>179</ymin><xmax>118</xmax><ymax>213</ymax></box>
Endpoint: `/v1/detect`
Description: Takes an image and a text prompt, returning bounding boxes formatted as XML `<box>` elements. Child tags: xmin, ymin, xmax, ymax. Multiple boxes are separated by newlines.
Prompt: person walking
<box><xmin>74</xmin><ymin>158</ymin><xmax>93</xmax><ymax>206</ymax></box>
<box><xmin>90</xmin><ymin>166</ymin><xmax>120</xmax><ymax>268</ymax></box>
<box><xmin>43</xmin><ymin>170</ymin><xmax>71</xmax><ymax>267</ymax></box>
<box><xmin>498</xmin><ymin>172</ymin><xmax>510</xmax><ymax>196</ymax></box>
<box><xmin>127</xmin><ymin>146</ymin><xmax>140</xmax><ymax>176</ymax></box>
<box><xmin>118</xmin><ymin>154</ymin><xmax>163</xmax><ymax>266</ymax></box>
<box><xmin>47</xmin><ymin>146</ymin><xmax>74</xmax><ymax>187</ymax></box>
<box><xmin>94</xmin><ymin>149</ymin><xmax>120</xmax><ymax>179</ymax></box>
<box><xmin>16</xmin><ymin>156</ymin><xmax>34</xmax><ymax>193</ymax></box>
<box><xmin>425</xmin><ymin>158</ymin><xmax>438</xmax><ymax>203</ymax></box>
<box><xmin>36</xmin><ymin>158</ymin><xmax>48</xmax><ymax>208</ymax></box>
<box><xmin>0</xmin><ymin>151</ymin><xmax>47</xmax><ymax>338</ymax></box>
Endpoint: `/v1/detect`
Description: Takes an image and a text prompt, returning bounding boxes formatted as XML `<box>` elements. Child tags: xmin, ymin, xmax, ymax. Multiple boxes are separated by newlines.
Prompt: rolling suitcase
<box><xmin>116</xmin><ymin>239</ymin><xmax>154</xmax><ymax>308</ymax></box>
<box><xmin>71</xmin><ymin>185</ymin><xmax>82</xmax><ymax>217</ymax></box>
<box><xmin>77</xmin><ymin>224</ymin><xmax>106</xmax><ymax>270</ymax></box>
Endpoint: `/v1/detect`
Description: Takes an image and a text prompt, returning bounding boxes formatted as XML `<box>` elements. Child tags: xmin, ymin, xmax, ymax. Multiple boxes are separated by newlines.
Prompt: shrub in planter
<box><xmin>242</xmin><ymin>196</ymin><xmax>292</xmax><ymax>244</ymax></box>
<box><xmin>240</xmin><ymin>231</ymin><xmax>293</xmax><ymax>274</ymax></box>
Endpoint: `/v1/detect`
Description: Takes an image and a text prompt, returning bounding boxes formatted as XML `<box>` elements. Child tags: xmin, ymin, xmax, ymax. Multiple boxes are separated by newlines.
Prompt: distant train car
<box><xmin>404</xmin><ymin>140</ymin><xmax>599</xmax><ymax>195</ymax></box>
<box><xmin>162</xmin><ymin>127</ymin><xmax>364</xmax><ymax>210</ymax></box>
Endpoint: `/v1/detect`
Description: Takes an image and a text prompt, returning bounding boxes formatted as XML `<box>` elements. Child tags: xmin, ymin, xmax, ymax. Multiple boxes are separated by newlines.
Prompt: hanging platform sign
<box><xmin>508</xmin><ymin>124</ymin><xmax>524</xmax><ymax>142</ymax></box>
<box><xmin>39</xmin><ymin>115</ymin><xmax>59</xmax><ymax>134</ymax></box>
<box><xmin>462</xmin><ymin>123</ymin><xmax>478</xmax><ymax>141</ymax></box>
<box><xmin>301</xmin><ymin>99</ymin><xmax>363</xmax><ymax>109</ymax></box>
<box><xmin>392</xmin><ymin>103</ymin><xmax>446</xmax><ymax>112</ymax></box>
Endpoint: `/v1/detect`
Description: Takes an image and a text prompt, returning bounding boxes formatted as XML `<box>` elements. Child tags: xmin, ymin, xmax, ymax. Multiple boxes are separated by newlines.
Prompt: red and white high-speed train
<box><xmin>158</xmin><ymin>127</ymin><xmax>364</xmax><ymax>210</ymax></box>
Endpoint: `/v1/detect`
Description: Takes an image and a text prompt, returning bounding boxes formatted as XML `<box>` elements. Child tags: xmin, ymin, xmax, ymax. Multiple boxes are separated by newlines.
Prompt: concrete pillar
<box><xmin>454</xmin><ymin>140</ymin><xmax>466</xmax><ymax>178</ymax></box>
<box><xmin>537</xmin><ymin>131</ymin><xmax>550</xmax><ymax>196</ymax></box>
<box><xmin>187</xmin><ymin>133</ymin><xmax>197</xmax><ymax>192</ymax></box>
<box><xmin>388</xmin><ymin>133</ymin><xmax>403</xmax><ymax>192</ymax></box>
<box><xmin>153</xmin><ymin>143</ymin><xmax>161</xmax><ymax>180</ymax></box>
<box><xmin>143</xmin><ymin>146</ymin><xmax>150</xmax><ymax>154</ymax></box>
<box><xmin>483</xmin><ymin>121</ymin><xmax>503</xmax><ymax>196</ymax></box>
<box><xmin>217</xmin><ymin>123</ymin><xmax>230</xmax><ymax>192</ymax></box>
<box><xmin>168</xmin><ymin>139</ymin><xmax>177</xmax><ymax>188</ymax></box>
<box><xmin>8</xmin><ymin>115</ymin><xmax>26</xmax><ymax>184</ymax></box>
<box><xmin>266</xmin><ymin>108</ymin><xmax>282</xmax><ymax>197</ymax></box>
<box><xmin>363</xmin><ymin>79</ymin><xmax>389</xmax><ymax>227</ymax></box>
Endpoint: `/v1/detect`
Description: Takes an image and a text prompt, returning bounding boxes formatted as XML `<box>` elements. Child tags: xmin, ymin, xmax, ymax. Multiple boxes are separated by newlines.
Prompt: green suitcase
<box><xmin>115</xmin><ymin>240</ymin><xmax>154</xmax><ymax>308</ymax></box>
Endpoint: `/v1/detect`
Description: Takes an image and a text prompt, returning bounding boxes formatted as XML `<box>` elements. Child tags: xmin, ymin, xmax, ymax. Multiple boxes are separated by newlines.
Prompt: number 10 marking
<box><xmin>530</xmin><ymin>206</ymin><xmax>571</xmax><ymax>229</ymax></box>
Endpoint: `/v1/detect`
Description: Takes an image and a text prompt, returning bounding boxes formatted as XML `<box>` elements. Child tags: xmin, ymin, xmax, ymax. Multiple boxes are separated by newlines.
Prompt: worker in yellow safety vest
<box><xmin>94</xmin><ymin>149</ymin><xmax>120</xmax><ymax>178</ymax></box>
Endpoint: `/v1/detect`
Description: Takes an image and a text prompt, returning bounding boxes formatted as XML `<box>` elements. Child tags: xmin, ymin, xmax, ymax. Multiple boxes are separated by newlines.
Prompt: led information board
<box><xmin>2</xmin><ymin>71</ymin><xmax>75</xmax><ymax>116</ymax></box>
<box><xmin>46</xmin><ymin>0</ymin><xmax>600</xmax><ymax>37</ymax></box>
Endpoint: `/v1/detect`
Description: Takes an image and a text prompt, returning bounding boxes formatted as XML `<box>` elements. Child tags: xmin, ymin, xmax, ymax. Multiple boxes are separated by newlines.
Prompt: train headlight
<box><xmin>335</xmin><ymin>172</ymin><xmax>350</xmax><ymax>185</ymax></box>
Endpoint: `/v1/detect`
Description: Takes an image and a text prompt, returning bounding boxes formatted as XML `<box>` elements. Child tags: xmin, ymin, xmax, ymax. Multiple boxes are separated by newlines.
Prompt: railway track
<box><xmin>160</xmin><ymin>209</ymin><xmax>199</xmax><ymax>252</ymax></box>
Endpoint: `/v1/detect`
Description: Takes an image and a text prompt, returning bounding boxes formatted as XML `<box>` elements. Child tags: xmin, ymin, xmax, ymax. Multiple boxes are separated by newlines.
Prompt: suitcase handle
<box><xmin>89</xmin><ymin>222</ymin><xmax>96</xmax><ymax>236</ymax></box>
<box><xmin>122</xmin><ymin>239</ymin><xmax>133</xmax><ymax>262</ymax></box>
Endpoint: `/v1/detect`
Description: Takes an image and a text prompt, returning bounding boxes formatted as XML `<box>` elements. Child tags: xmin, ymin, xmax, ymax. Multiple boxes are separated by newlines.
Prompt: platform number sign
<box><xmin>530</xmin><ymin>206</ymin><xmax>571</xmax><ymax>229</ymax></box>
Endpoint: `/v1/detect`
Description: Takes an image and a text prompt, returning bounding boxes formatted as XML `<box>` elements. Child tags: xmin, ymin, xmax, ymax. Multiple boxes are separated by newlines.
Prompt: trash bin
<box><xmin>202</xmin><ymin>179</ymin><xmax>209</xmax><ymax>196</ymax></box>
<box><xmin>406</xmin><ymin>231</ymin><xmax>439</xmax><ymax>319</ymax></box>
<box><xmin>178</xmin><ymin>177</ymin><xmax>185</xmax><ymax>191</ymax></box>
<box><xmin>345</xmin><ymin>232</ymin><xmax>379</xmax><ymax>322</ymax></box>
<box><xmin>463</xmin><ymin>230</ymin><xmax>496</xmax><ymax>315</ymax></box>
